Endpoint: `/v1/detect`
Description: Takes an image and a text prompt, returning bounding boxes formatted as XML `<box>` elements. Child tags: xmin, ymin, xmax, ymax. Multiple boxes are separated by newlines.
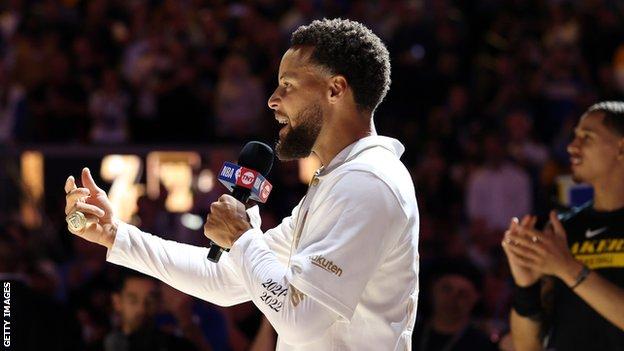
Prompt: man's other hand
<box><xmin>203</xmin><ymin>194</ymin><xmax>252</xmax><ymax>248</ymax></box>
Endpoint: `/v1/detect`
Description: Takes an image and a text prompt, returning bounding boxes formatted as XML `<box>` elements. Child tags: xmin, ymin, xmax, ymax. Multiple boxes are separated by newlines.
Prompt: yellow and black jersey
<box><xmin>547</xmin><ymin>202</ymin><xmax>624</xmax><ymax>350</ymax></box>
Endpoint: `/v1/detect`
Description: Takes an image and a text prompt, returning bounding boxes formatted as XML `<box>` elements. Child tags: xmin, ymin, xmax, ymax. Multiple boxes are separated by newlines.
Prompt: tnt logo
<box><xmin>241</xmin><ymin>171</ymin><xmax>256</xmax><ymax>185</ymax></box>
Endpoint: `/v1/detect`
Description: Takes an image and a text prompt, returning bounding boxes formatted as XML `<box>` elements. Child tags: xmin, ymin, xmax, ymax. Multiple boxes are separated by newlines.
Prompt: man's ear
<box><xmin>327</xmin><ymin>75</ymin><xmax>348</xmax><ymax>104</ymax></box>
<box><xmin>618</xmin><ymin>138</ymin><xmax>624</xmax><ymax>160</ymax></box>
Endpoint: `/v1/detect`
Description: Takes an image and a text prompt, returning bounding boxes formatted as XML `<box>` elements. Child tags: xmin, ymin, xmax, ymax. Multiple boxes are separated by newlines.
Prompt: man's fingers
<box><xmin>84</xmin><ymin>196</ymin><xmax>103</xmax><ymax>207</ymax></box>
<box><xmin>211</xmin><ymin>198</ymin><xmax>235</xmax><ymax>212</ymax></box>
<box><xmin>65</xmin><ymin>188</ymin><xmax>90</xmax><ymax>214</ymax></box>
<box><xmin>516</xmin><ymin>226</ymin><xmax>542</xmax><ymax>239</ymax></box>
<box><xmin>502</xmin><ymin>241</ymin><xmax>541</xmax><ymax>273</ymax></box>
<box><xmin>66</xmin><ymin>188</ymin><xmax>90</xmax><ymax>203</ymax></box>
<box><xmin>509</xmin><ymin>230</ymin><xmax>536</xmax><ymax>246</ymax></box>
<box><xmin>505</xmin><ymin>243</ymin><xmax>540</xmax><ymax>266</ymax></box>
<box><xmin>507</xmin><ymin>242</ymin><xmax>541</xmax><ymax>263</ymax></box>
<box><xmin>509</xmin><ymin>231</ymin><xmax>547</xmax><ymax>254</ymax></box>
<box><xmin>68</xmin><ymin>202</ymin><xmax>106</xmax><ymax>217</ymax></box>
<box><xmin>502</xmin><ymin>243</ymin><xmax>530</xmax><ymax>267</ymax></box>
<box><xmin>501</xmin><ymin>237</ymin><xmax>514</xmax><ymax>256</ymax></box>
<box><xmin>65</xmin><ymin>176</ymin><xmax>77</xmax><ymax>194</ymax></box>
<box><xmin>519</xmin><ymin>215</ymin><xmax>537</xmax><ymax>229</ymax></box>
<box><xmin>84</xmin><ymin>213</ymin><xmax>100</xmax><ymax>224</ymax></box>
<box><xmin>219</xmin><ymin>194</ymin><xmax>245</xmax><ymax>208</ymax></box>
<box><xmin>543</xmin><ymin>223</ymin><xmax>555</xmax><ymax>238</ymax></box>
<box><xmin>81</xmin><ymin>168</ymin><xmax>103</xmax><ymax>194</ymax></box>
<box><xmin>550</xmin><ymin>211</ymin><xmax>566</xmax><ymax>237</ymax></box>
<box><xmin>528</xmin><ymin>215</ymin><xmax>538</xmax><ymax>229</ymax></box>
<box><xmin>506</xmin><ymin>217</ymin><xmax>519</xmax><ymax>234</ymax></box>
<box><xmin>218</xmin><ymin>194</ymin><xmax>236</xmax><ymax>203</ymax></box>
<box><xmin>204</xmin><ymin>213</ymin><xmax>219</xmax><ymax>227</ymax></box>
<box><xmin>503</xmin><ymin>231</ymin><xmax>541</xmax><ymax>256</ymax></box>
<box><xmin>512</xmin><ymin>216</ymin><xmax>534</xmax><ymax>233</ymax></box>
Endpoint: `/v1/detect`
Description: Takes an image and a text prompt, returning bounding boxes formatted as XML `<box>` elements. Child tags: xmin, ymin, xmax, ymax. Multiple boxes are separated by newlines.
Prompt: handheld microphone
<box><xmin>207</xmin><ymin>141</ymin><xmax>274</xmax><ymax>262</ymax></box>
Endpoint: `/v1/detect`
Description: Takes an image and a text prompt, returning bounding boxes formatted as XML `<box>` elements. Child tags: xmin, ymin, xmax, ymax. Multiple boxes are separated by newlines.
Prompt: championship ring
<box><xmin>66</xmin><ymin>211</ymin><xmax>87</xmax><ymax>232</ymax></box>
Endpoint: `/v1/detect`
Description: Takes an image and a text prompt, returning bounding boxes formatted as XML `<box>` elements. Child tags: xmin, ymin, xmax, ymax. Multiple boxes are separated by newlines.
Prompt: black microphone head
<box><xmin>238</xmin><ymin>141</ymin><xmax>274</xmax><ymax>176</ymax></box>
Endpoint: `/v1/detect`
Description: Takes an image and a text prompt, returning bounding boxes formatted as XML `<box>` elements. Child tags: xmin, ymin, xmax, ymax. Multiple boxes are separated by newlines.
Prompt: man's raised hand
<box><xmin>64</xmin><ymin>167</ymin><xmax>117</xmax><ymax>249</ymax></box>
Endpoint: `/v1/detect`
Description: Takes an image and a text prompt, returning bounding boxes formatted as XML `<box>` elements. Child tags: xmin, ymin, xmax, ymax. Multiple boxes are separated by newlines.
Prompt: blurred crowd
<box><xmin>1</xmin><ymin>0</ymin><xmax>624</xmax><ymax>350</ymax></box>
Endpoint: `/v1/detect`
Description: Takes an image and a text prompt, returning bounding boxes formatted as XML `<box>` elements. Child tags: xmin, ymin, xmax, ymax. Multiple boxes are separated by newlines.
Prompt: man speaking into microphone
<box><xmin>64</xmin><ymin>19</ymin><xmax>419</xmax><ymax>350</ymax></box>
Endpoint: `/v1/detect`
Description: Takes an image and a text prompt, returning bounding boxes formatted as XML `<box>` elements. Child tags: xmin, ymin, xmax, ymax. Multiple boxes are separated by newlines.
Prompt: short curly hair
<box><xmin>291</xmin><ymin>18</ymin><xmax>391</xmax><ymax>113</ymax></box>
<box><xmin>587</xmin><ymin>101</ymin><xmax>624</xmax><ymax>136</ymax></box>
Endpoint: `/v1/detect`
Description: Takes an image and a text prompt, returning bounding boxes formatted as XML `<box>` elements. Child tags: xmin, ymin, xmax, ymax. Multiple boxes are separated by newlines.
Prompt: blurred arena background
<box><xmin>0</xmin><ymin>0</ymin><xmax>623</xmax><ymax>350</ymax></box>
